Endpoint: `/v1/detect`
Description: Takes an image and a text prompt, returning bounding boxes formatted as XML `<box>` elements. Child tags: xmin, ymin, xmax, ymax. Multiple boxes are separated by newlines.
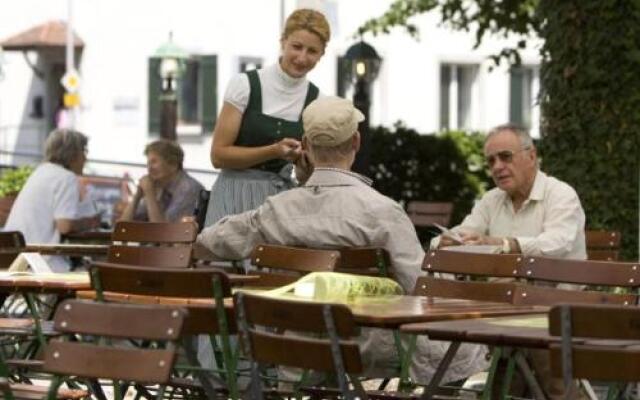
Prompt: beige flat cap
<box><xmin>302</xmin><ymin>96</ymin><xmax>365</xmax><ymax>146</ymax></box>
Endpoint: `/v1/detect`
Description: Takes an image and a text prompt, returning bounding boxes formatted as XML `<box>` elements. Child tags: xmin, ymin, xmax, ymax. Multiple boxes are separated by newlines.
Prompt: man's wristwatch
<box><xmin>501</xmin><ymin>238</ymin><xmax>511</xmax><ymax>254</ymax></box>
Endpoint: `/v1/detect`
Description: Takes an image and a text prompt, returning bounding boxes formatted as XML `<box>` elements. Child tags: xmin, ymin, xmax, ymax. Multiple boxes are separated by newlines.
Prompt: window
<box><xmin>509</xmin><ymin>66</ymin><xmax>539</xmax><ymax>133</ymax></box>
<box><xmin>147</xmin><ymin>55</ymin><xmax>218</xmax><ymax>136</ymax></box>
<box><xmin>439</xmin><ymin>64</ymin><xmax>479</xmax><ymax>131</ymax></box>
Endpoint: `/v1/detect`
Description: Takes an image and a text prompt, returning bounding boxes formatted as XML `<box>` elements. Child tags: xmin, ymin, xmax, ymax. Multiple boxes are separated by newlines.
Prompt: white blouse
<box><xmin>223</xmin><ymin>63</ymin><xmax>316</xmax><ymax>122</ymax></box>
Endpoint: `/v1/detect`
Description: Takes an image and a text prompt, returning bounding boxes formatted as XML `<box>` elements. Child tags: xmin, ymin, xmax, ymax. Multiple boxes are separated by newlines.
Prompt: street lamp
<box><xmin>154</xmin><ymin>33</ymin><xmax>188</xmax><ymax>141</ymax></box>
<box><xmin>342</xmin><ymin>40</ymin><xmax>382</xmax><ymax>176</ymax></box>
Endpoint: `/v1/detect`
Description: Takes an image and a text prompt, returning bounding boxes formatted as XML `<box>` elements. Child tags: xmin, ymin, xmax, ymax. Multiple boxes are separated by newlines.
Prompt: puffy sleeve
<box><xmin>223</xmin><ymin>73</ymin><xmax>250</xmax><ymax>114</ymax></box>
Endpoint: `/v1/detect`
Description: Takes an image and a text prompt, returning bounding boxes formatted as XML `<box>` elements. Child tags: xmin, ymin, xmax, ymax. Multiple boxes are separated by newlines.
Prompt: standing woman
<box><xmin>204</xmin><ymin>8</ymin><xmax>330</xmax><ymax>226</ymax></box>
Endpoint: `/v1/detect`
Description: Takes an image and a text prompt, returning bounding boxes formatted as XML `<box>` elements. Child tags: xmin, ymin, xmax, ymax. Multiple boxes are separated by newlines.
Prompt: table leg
<box><xmin>421</xmin><ymin>341</ymin><xmax>461</xmax><ymax>400</ymax></box>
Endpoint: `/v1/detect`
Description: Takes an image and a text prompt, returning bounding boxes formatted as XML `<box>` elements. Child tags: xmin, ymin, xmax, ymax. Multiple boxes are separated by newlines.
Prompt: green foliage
<box><xmin>537</xmin><ymin>1</ymin><xmax>640</xmax><ymax>260</ymax></box>
<box><xmin>368</xmin><ymin>123</ymin><xmax>491</xmax><ymax>244</ymax></box>
<box><xmin>362</xmin><ymin>0</ymin><xmax>640</xmax><ymax>259</ymax></box>
<box><xmin>358</xmin><ymin>0</ymin><xmax>539</xmax><ymax>65</ymax></box>
<box><xmin>0</xmin><ymin>166</ymin><xmax>34</xmax><ymax>197</ymax></box>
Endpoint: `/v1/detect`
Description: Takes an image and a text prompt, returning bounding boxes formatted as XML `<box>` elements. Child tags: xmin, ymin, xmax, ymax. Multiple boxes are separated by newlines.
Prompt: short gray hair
<box><xmin>308</xmin><ymin>133</ymin><xmax>355</xmax><ymax>164</ymax></box>
<box><xmin>44</xmin><ymin>129</ymin><xmax>88</xmax><ymax>170</ymax></box>
<box><xmin>487</xmin><ymin>124</ymin><xmax>534</xmax><ymax>149</ymax></box>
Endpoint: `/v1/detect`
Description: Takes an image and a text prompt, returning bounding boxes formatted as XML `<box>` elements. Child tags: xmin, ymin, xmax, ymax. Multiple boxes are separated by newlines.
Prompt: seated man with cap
<box><xmin>196</xmin><ymin>96</ymin><xmax>487</xmax><ymax>385</ymax></box>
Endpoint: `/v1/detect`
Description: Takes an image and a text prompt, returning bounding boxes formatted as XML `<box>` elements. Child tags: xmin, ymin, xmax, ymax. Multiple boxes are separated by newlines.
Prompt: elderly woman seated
<box><xmin>119</xmin><ymin>139</ymin><xmax>203</xmax><ymax>223</ymax></box>
<box><xmin>4</xmin><ymin>129</ymin><xmax>101</xmax><ymax>271</ymax></box>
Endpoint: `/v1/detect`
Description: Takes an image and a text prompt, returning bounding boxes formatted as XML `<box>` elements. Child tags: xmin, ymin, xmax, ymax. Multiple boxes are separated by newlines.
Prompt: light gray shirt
<box><xmin>198</xmin><ymin>168</ymin><xmax>488</xmax><ymax>384</ymax></box>
<box><xmin>442</xmin><ymin>170</ymin><xmax>586</xmax><ymax>259</ymax></box>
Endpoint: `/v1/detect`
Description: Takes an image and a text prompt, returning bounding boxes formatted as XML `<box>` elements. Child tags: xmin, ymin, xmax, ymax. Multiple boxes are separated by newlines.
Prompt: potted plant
<box><xmin>0</xmin><ymin>166</ymin><xmax>34</xmax><ymax>226</ymax></box>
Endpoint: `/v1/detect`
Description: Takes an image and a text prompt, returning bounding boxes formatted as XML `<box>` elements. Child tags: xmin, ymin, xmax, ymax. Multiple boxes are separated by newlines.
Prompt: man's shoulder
<box><xmin>539</xmin><ymin>172</ymin><xmax>579</xmax><ymax>199</ymax></box>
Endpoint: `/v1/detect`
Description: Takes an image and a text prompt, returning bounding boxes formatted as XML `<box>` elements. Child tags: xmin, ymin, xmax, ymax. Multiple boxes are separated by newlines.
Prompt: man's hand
<box><xmin>459</xmin><ymin>231</ymin><xmax>502</xmax><ymax>246</ymax></box>
<box><xmin>274</xmin><ymin>138</ymin><xmax>302</xmax><ymax>162</ymax></box>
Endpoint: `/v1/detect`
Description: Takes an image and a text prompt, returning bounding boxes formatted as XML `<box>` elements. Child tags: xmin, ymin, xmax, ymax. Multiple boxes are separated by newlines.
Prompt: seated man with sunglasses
<box><xmin>434</xmin><ymin>123</ymin><xmax>586</xmax><ymax>259</ymax></box>
<box><xmin>433</xmin><ymin>123</ymin><xmax>587</xmax><ymax>399</ymax></box>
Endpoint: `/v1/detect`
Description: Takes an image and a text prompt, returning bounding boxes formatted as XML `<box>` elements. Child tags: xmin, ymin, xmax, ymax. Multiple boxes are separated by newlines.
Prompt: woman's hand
<box><xmin>273</xmin><ymin>138</ymin><xmax>302</xmax><ymax>162</ymax></box>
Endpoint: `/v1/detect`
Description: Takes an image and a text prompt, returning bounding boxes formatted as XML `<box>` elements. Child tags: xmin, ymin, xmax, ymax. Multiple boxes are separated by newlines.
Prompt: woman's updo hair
<box><xmin>282</xmin><ymin>8</ymin><xmax>331</xmax><ymax>47</ymax></box>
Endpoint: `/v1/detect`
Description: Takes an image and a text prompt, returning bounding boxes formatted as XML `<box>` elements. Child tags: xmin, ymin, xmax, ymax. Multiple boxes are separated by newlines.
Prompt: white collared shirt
<box><xmin>450</xmin><ymin>170</ymin><xmax>587</xmax><ymax>259</ymax></box>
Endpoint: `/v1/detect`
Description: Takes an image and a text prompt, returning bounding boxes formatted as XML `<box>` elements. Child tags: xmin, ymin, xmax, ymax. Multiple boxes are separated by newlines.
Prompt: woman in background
<box><xmin>5</xmin><ymin>129</ymin><xmax>100</xmax><ymax>271</ymax></box>
<box><xmin>204</xmin><ymin>8</ymin><xmax>330</xmax><ymax>226</ymax></box>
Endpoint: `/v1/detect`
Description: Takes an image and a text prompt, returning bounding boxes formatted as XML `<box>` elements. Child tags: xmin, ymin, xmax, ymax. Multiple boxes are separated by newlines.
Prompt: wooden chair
<box><xmin>234</xmin><ymin>292</ymin><xmax>415</xmax><ymax>400</ymax></box>
<box><xmin>336</xmin><ymin>247</ymin><xmax>392</xmax><ymax>277</ymax></box>
<box><xmin>585</xmin><ymin>229</ymin><xmax>621</xmax><ymax>261</ymax></box>
<box><xmin>193</xmin><ymin>189</ymin><xmax>210</xmax><ymax>233</ymax></box>
<box><xmin>406</xmin><ymin>201</ymin><xmax>454</xmax><ymax>228</ymax></box>
<box><xmin>0</xmin><ymin>231</ymin><xmax>25</xmax><ymax>269</ymax></box>
<box><xmin>108</xmin><ymin>221</ymin><xmax>197</xmax><ymax>268</ymax></box>
<box><xmin>0</xmin><ymin>299</ymin><xmax>187</xmax><ymax>400</ymax></box>
<box><xmin>89</xmin><ymin>262</ymin><xmax>239</xmax><ymax>399</ymax></box>
<box><xmin>418</xmin><ymin>250</ymin><xmax>640</xmax><ymax>398</ymax></box>
<box><xmin>249</xmin><ymin>244</ymin><xmax>341</xmax><ymax>287</ymax></box>
<box><xmin>549</xmin><ymin>304</ymin><xmax>640</xmax><ymax>399</ymax></box>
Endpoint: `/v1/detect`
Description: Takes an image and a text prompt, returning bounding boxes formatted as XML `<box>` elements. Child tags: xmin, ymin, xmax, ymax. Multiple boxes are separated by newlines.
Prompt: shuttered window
<box><xmin>147</xmin><ymin>55</ymin><xmax>217</xmax><ymax>136</ymax></box>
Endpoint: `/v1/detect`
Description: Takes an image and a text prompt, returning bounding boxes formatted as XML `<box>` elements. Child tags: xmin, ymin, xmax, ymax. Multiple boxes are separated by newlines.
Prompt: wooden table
<box><xmin>347</xmin><ymin>296</ymin><xmax>546</xmax><ymax>328</ymax></box>
<box><xmin>403</xmin><ymin>314</ymin><xmax>552</xmax><ymax>348</ymax></box>
<box><xmin>22</xmin><ymin>243</ymin><xmax>109</xmax><ymax>257</ymax></box>
<box><xmin>0</xmin><ymin>271</ymin><xmax>91</xmax><ymax>294</ymax></box>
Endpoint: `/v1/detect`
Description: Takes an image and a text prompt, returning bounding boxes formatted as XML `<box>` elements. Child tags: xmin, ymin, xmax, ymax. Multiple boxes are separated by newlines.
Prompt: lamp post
<box><xmin>154</xmin><ymin>33</ymin><xmax>188</xmax><ymax>141</ymax></box>
<box><xmin>342</xmin><ymin>40</ymin><xmax>381</xmax><ymax>176</ymax></box>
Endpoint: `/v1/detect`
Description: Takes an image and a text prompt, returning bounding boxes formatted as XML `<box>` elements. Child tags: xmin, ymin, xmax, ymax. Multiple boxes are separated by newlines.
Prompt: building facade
<box><xmin>0</xmin><ymin>0</ymin><xmax>541</xmax><ymax>186</ymax></box>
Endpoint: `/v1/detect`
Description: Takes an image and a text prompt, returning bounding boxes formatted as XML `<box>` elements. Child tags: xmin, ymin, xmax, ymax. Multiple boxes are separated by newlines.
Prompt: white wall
<box><xmin>0</xmin><ymin>0</ymin><xmax>542</xmax><ymax>186</ymax></box>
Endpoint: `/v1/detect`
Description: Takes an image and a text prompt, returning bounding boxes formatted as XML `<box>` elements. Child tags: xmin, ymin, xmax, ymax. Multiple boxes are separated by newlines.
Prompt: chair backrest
<box><xmin>518</xmin><ymin>256</ymin><xmax>640</xmax><ymax>289</ymax></box>
<box><xmin>585</xmin><ymin>229</ymin><xmax>622</xmax><ymax>261</ymax></box>
<box><xmin>0</xmin><ymin>231</ymin><xmax>25</xmax><ymax>269</ymax></box>
<box><xmin>108</xmin><ymin>221</ymin><xmax>197</xmax><ymax>268</ymax></box>
<box><xmin>423</xmin><ymin>250</ymin><xmax>522</xmax><ymax>279</ymax></box>
<box><xmin>193</xmin><ymin>189</ymin><xmax>210</xmax><ymax>233</ymax></box>
<box><xmin>90</xmin><ymin>262</ymin><xmax>235</xmax><ymax>335</ymax></box>
<box><xmin>413</xmin><ymin>276</ymin><xmax>518</xmax><ymax>303</ymax></box>
<box><xmin>43</xmin><ymin>299</ymin><xmax>186</xmax><ymax>384</ymax></box>
<box><xmin>414</xmin><ymin>276</ymin><xmax>638</xmax><ymax>306</ymax></box>
<box><xmin>234</xmin><ymin>292</ymin><xmax>362</xmax><ymax>396</ymax></box>
<box><xmin>250</xmin><ymin>244</ymin><xmax>340</xmax><ymax>274</ymax></box>
<box><xmin>407</xmin><ymin>201</ymin><xmax>454</xmax><ymax>228</ymax></box>
<box><xmin>111</xmin><ymin>221</ymin><xmax>197</xmax><ymax>244</ymax></box>
<box><xmin>335</xmin><ymin>247</ymin><xmax>391</xmax><ymax>277</ymax></box>
<box><xmin>548</xmin><ymin>304</ymin><xmax>640</xmax><ymax>386</ymax></box>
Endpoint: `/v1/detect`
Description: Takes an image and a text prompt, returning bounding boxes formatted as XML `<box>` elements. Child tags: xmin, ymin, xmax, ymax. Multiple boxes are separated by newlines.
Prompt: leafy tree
<box><xmin>361</xmin><ymin>0</ymin><xmax>640</xmax><ymax>259</ymax></box>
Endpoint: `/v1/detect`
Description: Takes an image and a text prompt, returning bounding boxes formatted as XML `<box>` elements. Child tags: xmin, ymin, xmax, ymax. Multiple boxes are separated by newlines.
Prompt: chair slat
<box><xmin>250</xmin><ymin>245</ymin><xmax>340</xmax><ymax>273</ymax></box>
<box><xmin>550</xmin><ymin>344</ymin><xmax>640</xmax><ymax>381</ymax></box>
<box><xmin>240</xmin><ymin>294</ymin><xmax>357</xmax><ymax>337</ymax></box>
<box><xmin>337</xmin><ymin>247</ymin><xmax>390</xmax><ymax>276</ymax></box>
<box><xmin>549</xmin><ymin>304</ymin><xmax>640</xmax><ymax>339</ymax></box>
<box><xmin>53</xmin><ymin>299</ymin><xmax>186</xmax><ymax>340</ymax></box>
<box><xmin>521</xmin><ymin>257</ymin><xmax>640</xmax><ymax>287</ymax></box>
<box><xmin>111</xmin><ymin>221</ymin><xmax>197</xmax><ymax>244</ymax></box>
<box><xmin>108</xmin><ymin>245</ymin><xmax>193</xmax><ymax>268</ymax></box>
<box><xmin>44</xmin><ymin>341</ymin><xmax>176</xmax><ymax>384</ymax></box>
<box><xmin>423</xmin><ymin>250</ymin><xmax>522</xmax><ymax>278</ymax></box>
<box><xmin>585</xmin><ymin>230</ymin><xmax>621</xmax><ymax>248</ymax></box>
<box><xmin>412</xmin><ymin>276</ymin><xmax>516</xmax><ymax>304</ymax></box>
<box><xmin>91</xmin><ymin>262</ymin><xmax>232</xmax><ymax>298</ymax></box>
<box><xmin>0</xmin><ymin>231</ymin><xmax>25</xmax><ymax>248</ymax></box>
<box><xmin>249</xmin><ymin>330</ymin><xmax>362</xmax><ymax>373</ymax></box>
<box><xmin>407</xmin><ymin>201</ymin><xmax>454</xmax><ymax>227</ymax></box>
<box><xmin>513</xmin><ymin>285</ymin><xmax>637</xmax><ymax>306</ymax></box>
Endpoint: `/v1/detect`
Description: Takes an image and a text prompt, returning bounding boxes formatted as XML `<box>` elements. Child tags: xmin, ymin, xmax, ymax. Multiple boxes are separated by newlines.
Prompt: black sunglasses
<box><xmin>485</xmin><ymin>147</ymin><xmax>530</xmax><ymax>168</ymax></box>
